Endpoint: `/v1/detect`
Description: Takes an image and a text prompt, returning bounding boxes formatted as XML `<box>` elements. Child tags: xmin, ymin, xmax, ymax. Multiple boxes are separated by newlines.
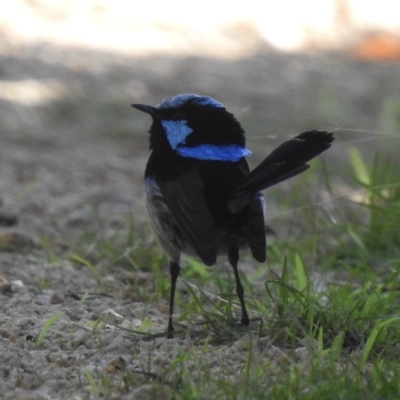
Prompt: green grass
<box><xmin>55</xmin><ymin>144</ymin><xmax>400</xmax><ymax>399</ymax></box>
<box><xmin>35</xmin><ymin>312</ymin><xmax>64</xmax><ymax>347</ymax></box>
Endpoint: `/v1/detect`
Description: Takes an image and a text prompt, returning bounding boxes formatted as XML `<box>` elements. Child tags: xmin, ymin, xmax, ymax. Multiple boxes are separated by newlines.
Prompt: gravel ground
<box><xmin>1</xmin><ymin>42</ymin><xmax>400</xmax><ymax>398</ymax></box>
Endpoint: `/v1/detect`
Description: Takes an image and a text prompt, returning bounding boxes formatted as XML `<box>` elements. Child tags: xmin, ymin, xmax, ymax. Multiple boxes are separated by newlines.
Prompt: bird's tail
<box><xmin>228</xmin><ymin>130</ymin><xmax>334</xmax><ymax>213</ymax></box>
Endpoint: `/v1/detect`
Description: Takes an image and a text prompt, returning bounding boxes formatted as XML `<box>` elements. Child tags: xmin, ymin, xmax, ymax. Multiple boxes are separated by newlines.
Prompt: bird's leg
<box><xmin>228</xmin><ymin>245</ymin><xmax>249</xmax><ymax>326</ymax></box>
<box><xmin>167</xmin><ymin>261</ymin><xmax>181</xmax><ymax>337</ymax></box>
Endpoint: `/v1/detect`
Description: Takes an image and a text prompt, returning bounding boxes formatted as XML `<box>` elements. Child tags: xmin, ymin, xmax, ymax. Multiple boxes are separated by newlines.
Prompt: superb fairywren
<box><xmin>132</xmin><ymin>94</ymin><xmax>333</xmax><ymax>335</ymax></box>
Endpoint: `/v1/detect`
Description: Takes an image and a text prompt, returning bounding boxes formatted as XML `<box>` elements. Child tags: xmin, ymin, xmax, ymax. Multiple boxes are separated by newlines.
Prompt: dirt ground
<box><xmin>1</xmin><ymin>41</ymin><xmax>400</xmax><ymax>399</ymax></box>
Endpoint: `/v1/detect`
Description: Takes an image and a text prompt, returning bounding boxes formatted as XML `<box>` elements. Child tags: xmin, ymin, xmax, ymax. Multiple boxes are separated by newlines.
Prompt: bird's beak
<box><xmin>131</xmin><ymin>104</ymin><xmax>159</xmax><ymax>118</ymax></box>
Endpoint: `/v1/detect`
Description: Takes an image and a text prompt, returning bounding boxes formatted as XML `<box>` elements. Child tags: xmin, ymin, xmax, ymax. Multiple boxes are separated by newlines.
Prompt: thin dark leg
<box><xmin>228</xmin><ymin>245</ymin><xmax>249</xmax><ymax>326</ymax></box>
<box><xmin>167</xmin><ymin>261</ymin><xmax>181</xmax><ymax>337</ymax></box>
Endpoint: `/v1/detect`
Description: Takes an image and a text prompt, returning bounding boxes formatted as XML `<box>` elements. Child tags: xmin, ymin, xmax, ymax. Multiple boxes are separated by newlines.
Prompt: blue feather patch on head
<box><xmin>177</xmin><ymin>144</ymin><xmax>252</xmax><ymax>161</ymax></box>
<box><xmin>157</xmin><ymin>94</ymin><xmax>225</xmax><ymax>109</ymax></box>
<box><xmin>161</xmin><ymin>120</ymin><xmax>193</xmax><ymax>149</ymax></box>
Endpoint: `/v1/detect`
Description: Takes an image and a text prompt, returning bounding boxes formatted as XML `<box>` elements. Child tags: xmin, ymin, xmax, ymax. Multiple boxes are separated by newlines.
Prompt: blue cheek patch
<box><xmin>160</xmin><ymin>117</ymin><xmax>251</xmax><ymax>161</ymax></box>
<box><xmin>177</xmin><ymin>144</ymin><xmax>252</xmax><ymax>162</ymax></box>
<box><xmin>161</xmin><ymin>120</ymin><xmax>193</xmax><ymax>149</ymax></box>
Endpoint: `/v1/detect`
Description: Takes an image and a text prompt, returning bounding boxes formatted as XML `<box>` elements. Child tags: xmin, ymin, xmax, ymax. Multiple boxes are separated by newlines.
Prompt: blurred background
<box><xmin>1</xmin><ymin>0</ymin><xmax>400</xmax><ymax>250</ymax></box>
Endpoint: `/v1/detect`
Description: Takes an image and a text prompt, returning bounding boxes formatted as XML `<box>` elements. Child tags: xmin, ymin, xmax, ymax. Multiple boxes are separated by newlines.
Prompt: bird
<box><xmin>132</xmin><ymin>93</ymin><xmax>334</xmax><ymax>336</ymax></box>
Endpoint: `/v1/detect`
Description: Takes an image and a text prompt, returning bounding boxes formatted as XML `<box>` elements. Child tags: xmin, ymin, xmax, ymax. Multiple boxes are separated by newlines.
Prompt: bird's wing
<box><xmin>247</xmin><ymin>196</ymin><xmax>267</xmax><ymax>263</ymax></box>
<box><xmin>161</xmin><ymin>168</ymin><xmax>218</xmax><ymax>266</ymax></box>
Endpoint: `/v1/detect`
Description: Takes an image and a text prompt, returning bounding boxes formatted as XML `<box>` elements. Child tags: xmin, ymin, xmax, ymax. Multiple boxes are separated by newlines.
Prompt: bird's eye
<box><xmin>172</xmin><ymin>112</ymin><xmax>185</xmax><ymax>120</ymax></box>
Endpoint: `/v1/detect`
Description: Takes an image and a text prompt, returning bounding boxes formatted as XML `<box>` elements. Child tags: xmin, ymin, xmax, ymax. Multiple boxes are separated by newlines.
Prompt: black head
<box><xmin>132</xmin><ymin>94</ymin><xmax>248</xmax><ymax>158</ymax></box>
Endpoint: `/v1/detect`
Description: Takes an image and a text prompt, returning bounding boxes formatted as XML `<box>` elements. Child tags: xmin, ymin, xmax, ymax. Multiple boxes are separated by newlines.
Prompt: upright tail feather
<box><xmin>228</xmin><ymin>130</ymin><xmax>334</xmax><ymax>213</ymax></box>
